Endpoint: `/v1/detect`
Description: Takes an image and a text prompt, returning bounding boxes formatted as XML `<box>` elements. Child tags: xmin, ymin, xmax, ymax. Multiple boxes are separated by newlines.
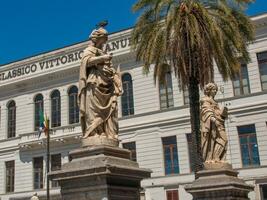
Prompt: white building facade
<box><xmin>0</xmin><ymin>13</ymin><xmax>267</xmax><ymax>200</ymax></box>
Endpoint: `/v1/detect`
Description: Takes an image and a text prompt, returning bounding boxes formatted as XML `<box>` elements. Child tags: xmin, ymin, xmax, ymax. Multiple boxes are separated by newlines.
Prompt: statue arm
<box><xmin>201</xmin><ymin>100</ymin><xmax>215</xmax><ymax>122</ymax></box>
<box><xmin>201</xmin><ymin>100</ymin><xmax>225</xmax><ymax>130</ymax></box>
<box><xmin>86</xmin><ymin>55</ymin><xmax>111</xmax><ymax>67</ymax></box>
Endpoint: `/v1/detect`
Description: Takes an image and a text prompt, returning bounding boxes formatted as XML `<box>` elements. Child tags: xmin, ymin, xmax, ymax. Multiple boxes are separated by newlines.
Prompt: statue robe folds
<box><xmin>200</xmin><ymin>96</ymin><xmax>228</xmax><ymax>162</ymax></box>
<box><xmin>78</xmin><ymin>45</ymin><xmax>122</xmax><ymax>140</ymax></box>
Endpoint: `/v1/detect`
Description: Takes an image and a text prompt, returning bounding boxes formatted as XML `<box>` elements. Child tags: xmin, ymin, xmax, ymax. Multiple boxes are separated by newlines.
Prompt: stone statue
<box><xmin>78</xmin><ymin>23</ymin><xmax>122</xmax><ymax>147</ymax></box>
<box><xmin>30</xmin><ymin>193</ymin><xmax>39</xmax><ymax>200</ymax></box>
<box><xmin>200</xmin><ymin>83</ymin><xmax>228</xmax><ymax>164</ymax></box>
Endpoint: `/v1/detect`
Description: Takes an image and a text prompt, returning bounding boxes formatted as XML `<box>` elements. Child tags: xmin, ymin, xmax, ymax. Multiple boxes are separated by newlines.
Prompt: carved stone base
<box><xmin>203</xmin><ymin>161</ymin><xmax>233</xmax><ymax>171</ymax></box>
<box><xmin>185</xmin><ymin>164</ymin><xmax>254</xmax><ymax>200</ymax></box>
<box><xmin>81</xmin><ymin>136</ymin><xmax>119</xmax><ymax>147</ymax></box>
<box><xmin>49</xmin><ymin>145</ymin><xmax>151</xmax><ymax>200</ymax></box>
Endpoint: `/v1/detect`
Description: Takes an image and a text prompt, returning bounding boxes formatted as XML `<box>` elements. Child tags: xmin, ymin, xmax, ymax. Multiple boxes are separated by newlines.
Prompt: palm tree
<box><xmin>131</xmin><ymin>0</ymin><xmax>254</xmax><ymax>172</ymax></box>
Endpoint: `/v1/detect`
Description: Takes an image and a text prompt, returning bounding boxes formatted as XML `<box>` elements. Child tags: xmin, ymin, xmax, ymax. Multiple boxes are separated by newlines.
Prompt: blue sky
<box><xmin>0</xmin><ymin>0</ymin><xmax>266</xmax><ymax>65</ymax></box>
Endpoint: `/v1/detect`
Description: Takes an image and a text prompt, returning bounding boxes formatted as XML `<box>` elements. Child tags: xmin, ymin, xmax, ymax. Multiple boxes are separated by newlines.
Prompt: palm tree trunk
<box><xmin>188</xmin><ymin>76</ymin><xmax>203</xmax><ymax>172</ymax></box>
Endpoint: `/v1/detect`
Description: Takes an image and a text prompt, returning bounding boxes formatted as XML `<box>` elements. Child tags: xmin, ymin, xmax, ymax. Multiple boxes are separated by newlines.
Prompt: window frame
<box><xmin>159</xmin><ymin>72</ymin><xmax>174</xmax><ymax>110</ymax></box>
<box><xmin>7</xmin><ymin>100</ymin><xmax>16</xmax><ymax>138</ymax></box>
<box><xmin>51</xmin><ymin>154</ymin><xmax>61</xmax><ymax>187</ymax></box>
<box><xmin>162</xmin><ymin>136</ymin><xmax>180</xmax><ymax>175</ymax></box>
<box><xmin>183</xmin><ymin>87</ymin><xmax>189</xmax><ymax>105</ymax></box>
<box><xmin>166</xmin><ymin>189</ymin><xmax>179</xmax><ymax>200</ymax></box>
<box><xmin>237</xmin><ymin>124</ymin><xmax>260</xmax><ymax>167</ymax></box>
<box><xmin>257</xmin><ymin>51</ymin><xmax>267</xmax><ymax>91</ymax></box>
<box><xmin>34</xmin><ymin>94</ymin><xmax>44</xmax><ymax>131</ymax></box>
<box><xmin>122</xmin><ymin>141</ymin><xmax>137</xmax><ymax>161</ymax></box>
<box><xmin>260</xmin><ymin>184</ymin><xmax>267</xmax><ymax>200</ymax></box>
<box><xmin>232</xmin><ymin>63</ymin><xmax>251</xmax><ymax>96</ymax></box>
<box><xmin>5</xmin><ymin>160</ymin><xmax>15</xmax><ymax>193</ymax></box>
<box><xmin>51</xmin><ymin>90</ymin><xmax>61</xmax><ymax>128</ymax></box>
<box><xmin>33</xmin><ymin>156</ymin><xmax>44</xmax><ymax>190</ymax></box>
<box><xmin>68</xmin><ymin>86</ymin><xmax>79</xmax><ymax>124</ymax></box>
<box><xmin>121</xmin><ymin>73</ymin><xmax>135</xmax><ymax>117</ymax></box>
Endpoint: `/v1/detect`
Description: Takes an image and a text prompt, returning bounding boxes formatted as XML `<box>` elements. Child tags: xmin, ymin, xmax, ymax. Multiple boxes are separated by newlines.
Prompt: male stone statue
<box><xmin>78</xmin><ymin>23</ymin><xmax>122</xmax><ymax>147</ymax></box>
<box><xmin>200</xmin><ymin>83</ymin><xmax>228</xmax><ymax>165</ymax></box>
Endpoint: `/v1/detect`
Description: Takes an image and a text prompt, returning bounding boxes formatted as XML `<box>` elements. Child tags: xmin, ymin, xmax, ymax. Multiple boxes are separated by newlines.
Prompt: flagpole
<box><xmin>46</xmin><ymin>119</ymin><xmax>50</xmax><ymax>200</ymax></box>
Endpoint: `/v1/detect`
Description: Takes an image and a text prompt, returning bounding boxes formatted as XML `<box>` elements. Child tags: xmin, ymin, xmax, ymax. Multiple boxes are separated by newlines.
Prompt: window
<box><xmin>257</xmin><ymin>51</ymin><xmax>267</xmax><ymax>90</ymax></box>
<box><xmin>33</xmin><ymin>157</ymin><xmax>43</xmax><ymax>189</ymax></box>
<box><xmin>166</xmin><ymin>190</ymin><xmax>179</xmax><ymax>200</ymax></box>
<box><xmin>51</xmin><ymin>154</ymin><xmax>61</xmax><ymax>187</ymax></box>
<box><xmin>51</xmin><ymin>90</ymin><xmax>61</xmax><ymax>127</ymax></box>
<box><xmin>238</xmin><ymin>124</ymin><xmax>260</xmax><ymax>167</ymax></box>
<box><xmin>260</xmin><ymin>184</ymin><xmax>267</xmax><ymax>200</ymax></box>
<box><xmin>162</xmin><ymin>136</ymin><xmax>179</xmax><ymax>175</ymax></box>
<box><xmin>7</xmin><ymin>100</ymin><xmax>16</xmax><ymax>138</ymax></box>
<box><xmin>186</xmin><ymin>134</ymin><xmax>194</xmax><ymax>172</ymax></box>
<box><xmin>5</xmin><ymin>161</ymin><xmax>15</xmax><ymax>193</ymax></box>
<box><xmin>183</xmin><ymin>87</ymin><xmax>189</xmax><ymax>105</ymax></box>
<box><xmin>34</xmin><ymin>94</ymin><xmax>44</xmax><ymax>131</ymax></box>
<box><xmin>68</xmin><ymin>86</ymin><xmax>79</xmax><ymax>124</ymax></box>
<box><xmin>121</xmin><ymin>73</ymin><xmax>134</xmax><ymax>116</ymax></box>
<box><xmin>122</xmin><ymin>142</ymin><xmax>137</xmax><ymax>161</ymax></box>
<box><xmin>159</xmin><ymin>72</ymin><xmax>174</xmax><ymax>109</ymax></box>
<box><xmin>233</xmin><ymin>64</ymin><xmax>250</xmax><ymax>96</ymax></box>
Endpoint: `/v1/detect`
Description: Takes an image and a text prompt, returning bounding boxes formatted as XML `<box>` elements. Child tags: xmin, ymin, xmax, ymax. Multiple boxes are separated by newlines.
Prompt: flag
<box><xmin>38</xmin><ymin>110</ymin><xmax>49</xmax><ymax>138</ymax></box>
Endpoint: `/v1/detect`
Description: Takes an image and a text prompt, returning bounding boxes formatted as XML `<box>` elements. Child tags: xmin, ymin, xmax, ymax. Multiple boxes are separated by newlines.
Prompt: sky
<box><xmin>0</xmin><ymin>0</ymin><xmax>267</xmax><ymax>65</ymax></box>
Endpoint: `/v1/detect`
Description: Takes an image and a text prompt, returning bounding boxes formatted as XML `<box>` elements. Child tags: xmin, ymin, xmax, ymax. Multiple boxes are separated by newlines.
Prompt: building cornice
<box><xmin>0</xmin><ymin>29</ymin><xmax>132</xmax><ymax>71</ymax></box>
<box><xmin>1</xmin><ymin>13</ymin><xmax>266</xmax><ymax>70</ymax></box>
<box><xmin>251</xmin><ymin>13</ymin><xmax>267</xmax><ymax>21</ymax></box>
<box><xmin>0</xmin><ymin>30</ymin><xmax>132</xmax><ymax>87</ymax></box>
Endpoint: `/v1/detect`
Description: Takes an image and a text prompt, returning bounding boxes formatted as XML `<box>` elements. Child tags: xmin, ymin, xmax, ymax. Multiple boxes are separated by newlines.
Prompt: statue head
<box><xmin>204</xmin><ymin>83</ymin><xmax>218</xmax><ymax>98</ymax></box>
<box><xmin>89</xmin><ymin>27</ymin><xmax>108</xmax><ymax>47</ymax></box>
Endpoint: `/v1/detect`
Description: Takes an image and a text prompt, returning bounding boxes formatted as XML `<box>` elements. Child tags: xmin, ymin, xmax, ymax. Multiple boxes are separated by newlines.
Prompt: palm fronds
<box><xmin>131</xmin><ymin>0</ymin><xmax>254</xmax><ymax>88</ymax></box>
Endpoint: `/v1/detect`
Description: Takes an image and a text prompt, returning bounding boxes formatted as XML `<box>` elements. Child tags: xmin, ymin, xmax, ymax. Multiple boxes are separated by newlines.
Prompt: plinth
<box><xmin>49</xmin><ymin>141</ymin><xmax>151</xmax><ymax>200</ymax></box>
<box><xmin>185</xmin><ymin>163</ymin><xmax>254</xmax><ymax>200</ymax></box>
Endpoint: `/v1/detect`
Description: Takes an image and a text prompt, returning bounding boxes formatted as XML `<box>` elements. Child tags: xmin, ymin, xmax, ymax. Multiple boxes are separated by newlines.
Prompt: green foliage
<box><xmin>131</xmin><ymin>0</ymin><xmax>254</xmax><ymax>88</ymax></box>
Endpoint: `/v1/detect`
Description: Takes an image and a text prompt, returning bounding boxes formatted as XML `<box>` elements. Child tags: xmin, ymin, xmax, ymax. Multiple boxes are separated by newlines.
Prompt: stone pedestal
<box><xmin>185</xmin><ymin>164</ymin><xmax>254</xmax><ymax>200</ymax></box>
<box><xmin>49</xmin><ymin>145</ymin><xmax>151</xmax><ymax>200</ymax></box>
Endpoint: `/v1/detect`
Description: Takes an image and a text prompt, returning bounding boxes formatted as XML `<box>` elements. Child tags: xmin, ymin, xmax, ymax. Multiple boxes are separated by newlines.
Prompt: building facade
<box><xmin>0</xmin><ymin>13</ymin><xmax>267</xmax><ymax>200</ymax></box>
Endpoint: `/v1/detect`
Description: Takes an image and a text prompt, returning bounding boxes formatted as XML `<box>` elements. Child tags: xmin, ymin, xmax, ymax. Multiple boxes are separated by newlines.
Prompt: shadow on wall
<box><xmin>18</xmin><ymin>142</ymin><xmax>79</xmax><ymax>163</ymax></box>
<box><xmin>19</xmin><ymin>147</ymin><xmax>47</xmax><ymax>164</ymax></box>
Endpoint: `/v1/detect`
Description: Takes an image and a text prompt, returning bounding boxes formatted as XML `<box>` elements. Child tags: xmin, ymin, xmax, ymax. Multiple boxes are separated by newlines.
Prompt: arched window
<box><xmin>34</xmin><ymin>94</ymin><xmax>44</xmax><ymax>131</ymax></box>
<box><xmin>7</xmin><ymin>100</ymin><xmax>16</xmax><ymax>138</ymax></box>
<box><xmin>51</xmin><ymin>90</ymin><xmax>61</xmax><ymax>128</ymax></box>
<box><xmin>159</xmin><ymin>72</ymin><xmax>174</xmax><ymax>109</ymax></box>
<box><xmin>121</xmin><ymin>73</ymin><xmax>134</xmax><ymax>116</ymax></box>
<box><xmin>68</xmin><ymin>86</ymin><xmax>79</xmax><ymax>124</ymax></box>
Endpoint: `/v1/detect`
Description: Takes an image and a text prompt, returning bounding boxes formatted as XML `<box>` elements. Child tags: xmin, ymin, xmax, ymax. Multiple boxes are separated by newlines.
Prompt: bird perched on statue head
<box><xmin>89</xmin><ymin>20</ymin><xmax>108</xmax><ymax>41</ymax></box>
<box><xmin>96</xmin><ymin>20</ymin><xmax>108</xmax><ymax>28</ymax></box>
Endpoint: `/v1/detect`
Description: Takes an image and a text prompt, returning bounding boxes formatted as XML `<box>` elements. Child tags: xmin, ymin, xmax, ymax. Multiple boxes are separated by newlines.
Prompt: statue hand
<box><xmin>211</xmin><ymin>116</ymin><xmax>216</xmax><ymax>123</ymax></box>
<box><xmin>211</xmin><ymin>121</ymin><xmax>217</xmax><ymax>129</ymax></box>
<box><xmin>221</xmin><ymin>106</ymin><xmax>228</xmax><ymax>118</ymax></box>
<box><xmin>105</xmin><ymin>54</ymin><xmax>112</xmax><ymax>61</ymax></box>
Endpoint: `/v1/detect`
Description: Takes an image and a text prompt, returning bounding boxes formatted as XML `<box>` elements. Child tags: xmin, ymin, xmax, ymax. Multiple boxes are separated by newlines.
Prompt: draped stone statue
<box><xmin>200</xmin><ymin>83</ymin><xmax>228</xmax><ymax>164</ymax></box>
<box><xmin>78</xmin><ymin>24</ymin><xmax>122</xmax><ymax>147</ymax></box>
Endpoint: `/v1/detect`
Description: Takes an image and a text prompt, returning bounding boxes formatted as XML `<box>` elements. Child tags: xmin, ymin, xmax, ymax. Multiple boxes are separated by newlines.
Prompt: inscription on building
<box><xmin>0</xmin><ymin>37</ymin><xmax>131</xmax><ymax>82</ymax></box>
<box><xmin>0</xmin><ymin>51</ymin><xmax>83</xmax><ymax>81</ymax></box>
